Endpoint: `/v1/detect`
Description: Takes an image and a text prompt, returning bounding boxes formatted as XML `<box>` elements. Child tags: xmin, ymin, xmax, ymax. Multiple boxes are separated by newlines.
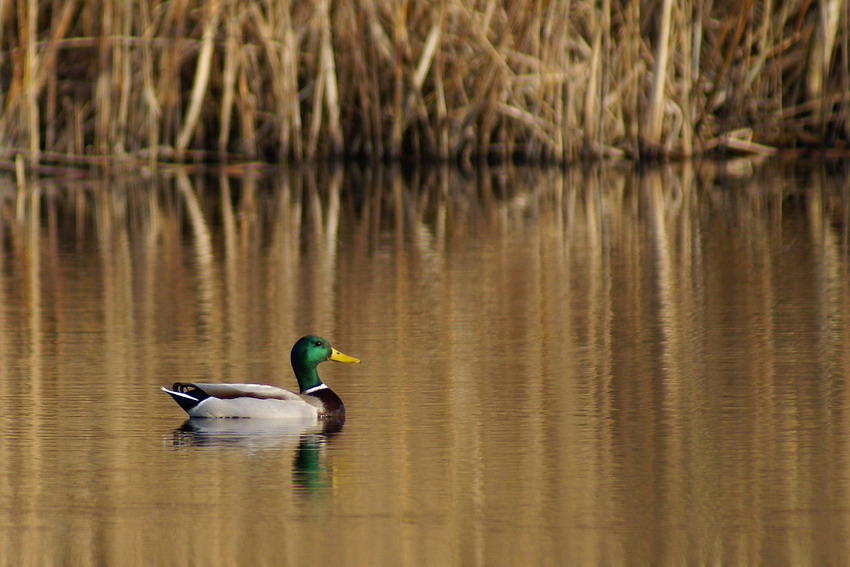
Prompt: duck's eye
<box><xmin>314</xmin><ymin>341</ymin><xmax>323</xmax><ymax>347</ymax></box>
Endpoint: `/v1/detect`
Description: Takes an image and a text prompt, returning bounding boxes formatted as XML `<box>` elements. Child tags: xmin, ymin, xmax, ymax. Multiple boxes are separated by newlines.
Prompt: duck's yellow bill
<box><xmin>330</xmin><ymin>348</ymin><xmax>361</xmax><ymax>364</ymax></box>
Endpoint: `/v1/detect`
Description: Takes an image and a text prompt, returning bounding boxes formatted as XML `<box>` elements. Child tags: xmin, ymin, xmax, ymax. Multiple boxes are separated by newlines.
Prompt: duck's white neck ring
<box><xmin>303</xmin><ymin>383</ymin><xmax>328</xmax><ymax>394</ymax></box>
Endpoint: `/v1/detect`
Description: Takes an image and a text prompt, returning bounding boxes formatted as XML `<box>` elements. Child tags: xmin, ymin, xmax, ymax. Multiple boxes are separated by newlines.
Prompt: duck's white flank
<box><xmin>190</xmin><ymin>396</ymin><xmax>319</xmax><ymax>419</ymax></box>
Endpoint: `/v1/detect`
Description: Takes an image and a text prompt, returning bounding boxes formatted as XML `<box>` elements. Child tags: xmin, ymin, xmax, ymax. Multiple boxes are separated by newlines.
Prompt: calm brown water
<box><xmin>1</xmin><ymin>161</ymin><xmax>850</xmax><ymax>566</ymax></box>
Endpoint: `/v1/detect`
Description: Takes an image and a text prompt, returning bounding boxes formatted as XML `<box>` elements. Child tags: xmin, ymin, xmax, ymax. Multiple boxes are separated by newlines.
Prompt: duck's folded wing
<box><xmin>179</xmin><ymin>382</ymin><xmax>303</xmax><ymax>401</ymax></box>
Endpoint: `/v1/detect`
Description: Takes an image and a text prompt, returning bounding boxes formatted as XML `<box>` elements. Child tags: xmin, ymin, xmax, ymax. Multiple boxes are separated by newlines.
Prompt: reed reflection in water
<box><xmin>0</xmin><ymin>162</ymin><xmax>849</xmax><ymax>565</ymax></box>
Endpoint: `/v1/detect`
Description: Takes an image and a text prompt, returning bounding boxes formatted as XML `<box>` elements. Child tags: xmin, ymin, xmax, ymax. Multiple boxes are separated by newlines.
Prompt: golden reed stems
<box><xmin>0</xmin><ymin>0</ymin><xmax>847</xmax><ymax>165</ymax></box>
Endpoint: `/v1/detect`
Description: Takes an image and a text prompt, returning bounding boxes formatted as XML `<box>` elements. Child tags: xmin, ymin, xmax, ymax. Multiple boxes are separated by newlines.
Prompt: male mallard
<box><xmin>161</xmin><ymin>335</ymin><xmax>360</xmax><ymax>419</ymax></box>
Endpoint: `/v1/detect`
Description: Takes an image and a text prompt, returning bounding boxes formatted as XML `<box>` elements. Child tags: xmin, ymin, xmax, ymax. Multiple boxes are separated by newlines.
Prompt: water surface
<box><xmin>1</xmin><ymin>161</ymin><xmax>849</xmax><ymax>565</ymax></box>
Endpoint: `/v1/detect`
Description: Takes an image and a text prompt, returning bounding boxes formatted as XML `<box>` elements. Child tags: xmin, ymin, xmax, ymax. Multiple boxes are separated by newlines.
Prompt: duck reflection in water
<box><xmin>170</xmin><ymin>417</ymin><xmax>344</xmax><ymax>496</ymax></box>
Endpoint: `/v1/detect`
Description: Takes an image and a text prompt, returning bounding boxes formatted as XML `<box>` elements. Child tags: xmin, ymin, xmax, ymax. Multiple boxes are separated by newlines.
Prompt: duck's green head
<box><xmin>291</xmin><ymin>335</ymin><xmax>360</xmax><ymax>392</ymax></box>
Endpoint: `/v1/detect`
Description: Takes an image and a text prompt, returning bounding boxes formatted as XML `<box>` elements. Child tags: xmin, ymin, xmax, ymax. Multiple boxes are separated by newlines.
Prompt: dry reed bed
<box><xmin>0</xmin><ymin>0</ymin><xmax>847</xmax><ymax>165</ymax></box>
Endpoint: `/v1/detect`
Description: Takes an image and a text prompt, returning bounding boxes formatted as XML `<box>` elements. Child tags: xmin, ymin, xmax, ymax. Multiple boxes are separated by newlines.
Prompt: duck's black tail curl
<box><xmin>164</xmin><ymin>382</ymin><xmax>211</xmax><ymax>413</ymax></box>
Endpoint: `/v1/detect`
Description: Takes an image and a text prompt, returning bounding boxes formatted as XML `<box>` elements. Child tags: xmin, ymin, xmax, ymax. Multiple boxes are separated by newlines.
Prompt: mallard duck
<box><xmin>161</xmin><ymin>335</ymin><xmax>360</xmax><ymax>419</ymax></box>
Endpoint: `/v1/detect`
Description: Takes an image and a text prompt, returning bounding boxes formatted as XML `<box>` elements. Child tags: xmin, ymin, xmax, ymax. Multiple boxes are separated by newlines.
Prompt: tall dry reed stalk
<box><xmin>0</xmin><ymin>0</ymin><xmax>847</xmax><ymax>165</ymax></box>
